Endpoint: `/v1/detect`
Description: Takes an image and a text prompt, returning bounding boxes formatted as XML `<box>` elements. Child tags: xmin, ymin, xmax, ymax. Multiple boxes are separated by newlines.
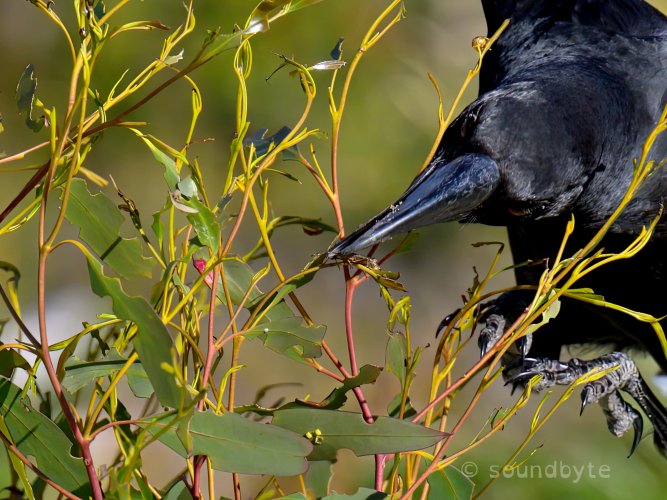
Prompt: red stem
<box><xmin>191</xmin><ymin>455</ymin><xmax>206</xmax><ymax>499</ymax></box>
<box><xmin>192</xmin><ymin>265</ymin><xmax>220</xmax><ymax>499</ymax></box>
<box><xmin>343</xmin><ymin>270</ymin><xmax>385</xmax><ymax>489</ymax></box>
<box><xmin>37</xmin><ymin>253</ymin><xmax>103</xmax><ymax>499</ymax></box>
<box><xmin>344</xmin><ymin>270</ymin><xmax>360</xmax><ymax>376</ymax></box>
<box><xmin>232</xmin><ymin>473</ymin><xmax>242</xmax><ymax>500</ymax></box>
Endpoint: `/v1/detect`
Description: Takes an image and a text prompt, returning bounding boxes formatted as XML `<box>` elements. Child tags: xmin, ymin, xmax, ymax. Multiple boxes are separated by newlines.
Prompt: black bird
<box><xmin>329</xmin><ymin>0</ymin><xmax>667</xmax><ymax>456</ymax></box>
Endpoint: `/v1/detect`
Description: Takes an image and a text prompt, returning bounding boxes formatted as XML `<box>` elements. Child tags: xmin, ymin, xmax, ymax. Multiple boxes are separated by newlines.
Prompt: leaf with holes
<box><xmin>15</xmin><ymin>64</ymin><xmax>43</xmax><ymax>132</ymax></box>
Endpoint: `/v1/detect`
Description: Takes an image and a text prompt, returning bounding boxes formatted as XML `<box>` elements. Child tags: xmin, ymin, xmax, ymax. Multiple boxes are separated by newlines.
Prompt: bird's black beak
<box><xmin>328</xmin><ymin>153</ymin><xmax>500</xmax><ymax>256</ymax></box>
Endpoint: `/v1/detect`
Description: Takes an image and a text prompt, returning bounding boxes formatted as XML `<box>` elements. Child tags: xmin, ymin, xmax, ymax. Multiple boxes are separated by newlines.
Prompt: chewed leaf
<box><xmin>244</xmin><ymin>126</ymin><xmax>292</xmax><ymax>157</ymax></box>
<box><xmin>64</xmin><ymin>179</ymin><xmax>154</xmax><ymax>279</ymax></box>
<box><xmin>246</xmin><ymin>316</ymin><xmax>326</xmax><ymax>358</ymax></box>
<box><xmin>313</xmin><ymin>365</ymin><xmax>382</xmax><ymax>409</ymax></box>
<box><xmin>272</xmin><ymin>408</ymin><xmax>448</xmax><ymax>461</ymax></box>
<box><xmin>330</xmin><ymin>37</ymin><xmax>344</xmax><ymax>60</ymax></box>
<box><xmin>15</xmin><ymin>64</ymin><xmax>44</xmax><ymax>132</ymax></box>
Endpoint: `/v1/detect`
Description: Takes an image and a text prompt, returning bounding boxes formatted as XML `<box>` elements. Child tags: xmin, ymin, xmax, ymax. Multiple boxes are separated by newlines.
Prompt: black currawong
<box><xmin>329</xmin><ymin>0</ymin><xmax>667</xmax><ymax>457</ymax></box>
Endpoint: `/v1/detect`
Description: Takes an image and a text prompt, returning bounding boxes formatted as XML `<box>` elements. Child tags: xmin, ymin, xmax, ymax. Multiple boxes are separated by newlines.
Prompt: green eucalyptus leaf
<box><xmin>385</xmin><ymin>333</ymin><xmax>407</xmax><ymax>386</ymax></box>
<box><xmin>127</xmin><ymin>363</ymin><xmax>153</xmax><ymax>398</ymax></box>
<box><xmin>64</xmin><ymin>179</ymin><xmax>153</xmax><ymax>279</ymax></box>
<box><xmin>194</xmin><ymin>258</ymin><xmax>324</xmax><ymax>360</ymax></box>
<box><xmin>389</xmin><ymin>457</ymin><xmax>474</xmax><ymax>499</ymax></box>
<box><xmin>315</xmin><ymin>365</ymin><xmax>382</xmax><ymax>410</ymax></box>
<box><xmin>272</xmin><ymin>216</ymin><xmax>337</xmax><ymax>236</ymax></box>
<box><xmin>0</xmin><ymin>379</ymin><xmax>90</xmax><ymax>496</ymax></box>
<box><xmin>387</xmin><ymin>394</ymin><xmax>416</xmax><ymax>420</ymax></box>
<box><xmin>305</xmin><ymin>460</ymin><xmax>333</xmax><ymax>498</ymax></box>
<box><xmin>196</xmin><ymin>258</ymin><xmax>292</xmax><ymax>320</ymax></box>
<box><xmin>62</xmin><ymin>349</ymin><xmax>127</xmax><ymax>393</ymax></box>
<box><xmin>185</xmin><ymin>200</ymin><xmax>220</xmax><ymax>253</ymax></box>
<box><xmin>272</xmin><ymin>408</ymin><xmax>447</xmax><ymax>461</ymax></box>
<box><xmin>430</xmin><ymin>466</ymin><xmax>475</xmax><ymax>500</ymax></box>
<box><xmin>15</xmin><ymin>64</ymin><xmax>43</xmax><ymax>132</ymax></box>
<box><xmin>0</xmin><ymin>347</ymin><xmax>30</xmax><ymax>379</ymax></box>
<box><xmin>147</xmin><ymin>411</ymin><xmax>312</xmax><ymax>475</ymax></box>
<box><xmin>132</xmin><ymin>130</ymin><xmax>180</xmax><ymax>190</ymax></box>
<box><xmin>197</xmin><ymin>29</ymin><xmax>243</xmax><ymax>63</ymax></box>
<box><xmin>86</xmin><ymin>256</ymin><xmax>185</xmax><ymax>408</ymax></box>
<box><xmin>163</xmin><ymin>481</ymin><xmax>193</xmax><ymax>500</ymax></box>
<box><xmin>244</xmin><ymin>126</ymin><xmax>291</xmax><ymax>157</ymax></box>
<box><xmin>246</xmin><ymin>316</ymin><xmax>325</xmax><ymax>358</ymax></box>
<box><xmin>0</xmin><ymin>415</ymin><xmax>33</xmax><ymax>497</ymax></box>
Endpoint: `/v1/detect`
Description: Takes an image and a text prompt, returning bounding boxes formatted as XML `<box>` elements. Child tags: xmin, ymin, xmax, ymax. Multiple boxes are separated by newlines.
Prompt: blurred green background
<box><xmin>1</xmin><ymin>1</ymin><xmax>667</xmax><ymax>498</ymax></box>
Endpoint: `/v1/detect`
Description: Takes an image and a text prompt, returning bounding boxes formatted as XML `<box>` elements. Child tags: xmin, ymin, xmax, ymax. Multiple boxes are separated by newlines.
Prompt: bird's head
<box><xmin>329</xmin><ymin>81</ymin><xmax>601</xmax><ymax>257</ymax></box>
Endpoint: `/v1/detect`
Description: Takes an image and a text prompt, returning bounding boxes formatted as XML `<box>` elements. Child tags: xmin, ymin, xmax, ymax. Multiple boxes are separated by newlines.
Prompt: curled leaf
<box><xmin>170</xmin><ymin>191</ymin><xmax>199</xmax><ymax>214</ymax></box>
<box><xmin>309</xmin><ymin>60</ymin><xmax>346</xmax><ymax>71</ymax></box>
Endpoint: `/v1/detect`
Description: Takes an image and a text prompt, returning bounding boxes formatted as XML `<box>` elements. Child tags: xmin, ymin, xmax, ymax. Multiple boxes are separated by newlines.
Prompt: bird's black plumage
<box><xmin>330</xmin><ymin>0</ymin><xmax>667</xmax><ymax>455</ymax></box>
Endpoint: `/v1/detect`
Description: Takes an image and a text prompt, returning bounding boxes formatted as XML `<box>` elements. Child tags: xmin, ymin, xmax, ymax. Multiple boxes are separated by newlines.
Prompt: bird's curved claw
<box><xmin>436</xmin><ymin>308</ymin><xmax>462</xmax><ymax>338</ymax></box>
<box><xmin>581</xmin><ymin>385</ymin><xmax>594</xmax><ymax>416</ymax></box>
<box><xmin>504</xmin><ymin>370</ymin><xmax>539</xmax><ymax>387</ymax></box>
<box><xmin>629</xmin><ymin>415</ymin><xmax>644</xmax><ymax>458</ymax></box>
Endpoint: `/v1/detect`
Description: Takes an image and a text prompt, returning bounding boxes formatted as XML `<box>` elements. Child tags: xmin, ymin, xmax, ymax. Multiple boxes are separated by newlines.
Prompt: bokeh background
<box><xmin>1</xmin><ymin>1</ymin><xmax>667</xmax><ymax>498</ymax></box>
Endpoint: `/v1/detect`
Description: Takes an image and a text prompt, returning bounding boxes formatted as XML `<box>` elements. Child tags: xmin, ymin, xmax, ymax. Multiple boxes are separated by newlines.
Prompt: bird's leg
<box><xmin>507</xmin><ymin>352</ymin><xmax>651</xmax><ymax>455</ymax></box>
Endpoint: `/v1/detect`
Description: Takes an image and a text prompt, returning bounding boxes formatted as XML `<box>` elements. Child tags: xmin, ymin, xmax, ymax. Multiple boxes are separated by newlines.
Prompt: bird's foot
<box><xmin>477</xmin><ymin>290</ymin><xmax>533</xmax><ymax>358</ymax></box>
<box><xmin>478</xmin><ymin>309</ymin><xmax>532</xmax><ymax>358</ymax></box>
<box><xmin>507</xmin><ymin>352</ymin><xmax>648</xmax><ymax>456</ymax></box>
<box><xmin>600</xmin><ymin>391</ymin><xmax>643</xmax><ymax>457</ymax></box>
